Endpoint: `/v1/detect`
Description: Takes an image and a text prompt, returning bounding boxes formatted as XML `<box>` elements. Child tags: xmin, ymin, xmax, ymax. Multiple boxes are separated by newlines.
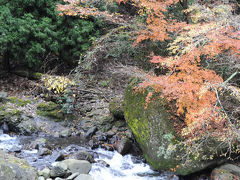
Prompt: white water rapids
<box><xmin>0</xmin><ymin>133</ymin><xmax>177</xmax><ymax>180</ymax></box>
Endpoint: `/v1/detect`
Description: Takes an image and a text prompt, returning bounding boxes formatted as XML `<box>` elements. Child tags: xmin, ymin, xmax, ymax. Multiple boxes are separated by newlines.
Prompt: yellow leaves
<box><xmin>41</xmin><ymin>75</ymin><xmax>75</xmax><ymax>94</ymax></box>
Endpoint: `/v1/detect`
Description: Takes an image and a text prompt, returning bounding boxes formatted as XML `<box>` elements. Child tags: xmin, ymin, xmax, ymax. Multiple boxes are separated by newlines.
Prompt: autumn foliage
<box><xmin>134</xmin><ymin>1</ymin><xmax>240</xmax><ymax>137</ymax></box>
<box><xmin>58</xmin><ymin>0</ymin><xmax>240</xmax><ymax>139</ymax></box>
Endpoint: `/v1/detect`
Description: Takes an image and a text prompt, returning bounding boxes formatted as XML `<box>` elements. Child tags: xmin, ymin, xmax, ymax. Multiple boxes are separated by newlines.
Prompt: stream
<box><xmin>0</xmin><ymin>132</ymin><xmax>178</xmax><ymax>180</ymax></box>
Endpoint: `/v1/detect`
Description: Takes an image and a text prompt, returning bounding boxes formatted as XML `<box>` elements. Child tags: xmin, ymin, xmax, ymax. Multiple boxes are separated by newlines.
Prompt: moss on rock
<box><xmin>37</xmin><ymin>102</ymin><xmax>64</xmax><ymax>121</ymax></box>
<box><xmin>0</xmin><ymin>150</ymin><xmax>37</xmax><ymax>180</ymax></box>
<box><xmin>7</xmin><ymin>97</ymin><xmax>31</xmax><ymax>107</ymax></box>
<box><xmin>123</xmin><ymin>78</ymin><xmax>226</xmax><ymax>176</ymax></box>
<box><xmin>109</xmin><ymin>98</ymin><xmax>124</xmax><ymax>119</ymax></box>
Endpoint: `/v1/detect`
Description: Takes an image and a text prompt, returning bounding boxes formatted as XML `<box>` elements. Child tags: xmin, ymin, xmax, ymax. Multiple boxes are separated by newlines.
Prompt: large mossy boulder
<box><xmin>123</xmin><ymin>79</ymin><xmax>224</xmax><ymax>176</ymax></box>
<box><xmin>0</xmin><ymin>150</ymin><xmax>38</xmax><ymax>180</ymax></box>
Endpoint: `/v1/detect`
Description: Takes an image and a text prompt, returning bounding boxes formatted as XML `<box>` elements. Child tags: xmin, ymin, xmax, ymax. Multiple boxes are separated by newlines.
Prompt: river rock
<box><xmin>123</xmin><ymin>79</ymin><xmax>227</xmax><ymax>176</ymax></box>
<box><xmin>61</xmin><ymin>159</ymin><xmax>91</xmax><ymax>174</ymax></box>
<box><xmin>0</xmin><ymin>150</ymin><xmax>37</xmax><ymax>180</ymax></box>
<box><xmin>54</xmin><ymin>153</ymin><xmax>65</xmax><ymax>162</ymax></box>
<box><xmin>1</xmin><ymin>108</ymin><xmax>38</xmax><ymax>135</ymax></box>
<box><xmin>113</xmin><ymin>137</ymin><xmax>132</xmax><ymax>155</ymax></box>
<box><xmin>95</xmin><ymin>160</ymin><xmax>110</xmax><ymax>167</ymax></box>
<box><xmin>50</xmin><ymin>162</ymin><xmax>68</xmax><ymax>178</ymax></box>
<box><xmin>101</xmin><ymin>144</ymin><xmax>114</xmax><ymax>151</ymax></box>
<box><xmin>85</xmin><ymin>127</ymin><xmax>98</xmax><ymax>138</ymax></box>
<box><xmin>38</xmin><ymin>148</ymin><xmax>52</xmax><ymax>156</ymax></box>
<box><xmin>38</xmin><ymin>176</ymin><xmax>45</xmax><ymax>180</ymax></box>
<box><xmin>17</xmin><ymin>116</ymin><xmax>38</xmax><ymax>135</ymax></box>
<box><xmin>69</xmin><ymin>151</ymin><xmax>95</xmax><ymax>163</ymax></box>
<box><xmin>60</xmin><ymin>129</ymin><xmax>72</xmax><ymax>138</ymax></box>
<box><xmin>211</xmin><ymin>164</ymin><xmax>240</xmax><ymax>180</ymax></box>
<box><xmin>75</xmin><ymin>174</ymin><xmax>94</xmax><ymax>180</ymax></box>
<box><xmin>55</xmin><ymin>178</ymin><xmax>64</xmax><ymax>180</ymax></box>
<box><xmin>38</xmin><ymin>167</ymin><xmax>51</xmax><ymax>179</ymax></box>
<box><xmin>30</xmin><ymin>138</ymin><xmax>47</xmax><ymax>149</ymax></box>
<box><xmin>66</xmin><ymin>172</ymin><xmax>80</xmax><ymax>180</ymax></box>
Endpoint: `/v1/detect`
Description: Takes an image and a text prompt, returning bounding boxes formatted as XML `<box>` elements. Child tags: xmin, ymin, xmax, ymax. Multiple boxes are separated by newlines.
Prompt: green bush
<box><xmin>0</xmin><ymin>0</ymin><xmax>101</xmax><ymax>71</ymax></box>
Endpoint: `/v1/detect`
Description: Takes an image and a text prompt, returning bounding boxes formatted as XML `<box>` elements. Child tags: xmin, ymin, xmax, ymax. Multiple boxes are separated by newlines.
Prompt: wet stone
<box><xmin>55</xmin><ymin>178</ymin><xmax>64</xmax><ymax>180</ymax></box>
<box><xmin>54</xmin><ymin>153</ymin><xmax>65</xmax><ymax>162</ymax></box>
<box><xmin>66</xmin><ymin>172</ymin><xmax>80</xmax><ymax>180</ymax></box>
<box><xmin>60</xmin><ymin>129</ymin><xmax>72</xmax><ymax>138</ymax></box>
<box><xmin>101</xmin><ymin>144</ymin><xmax>114</xmax><ymax>151</ymax></box>
<box><xmin>30</xmin><ymin>138</ymin><xmax>47</xmax><ymax>150</ymax></box>
<box><xmin>85</xmin><ymin>127</ymin><xmax>98</xmax><ymax>138</ymax></box>
<box><xmin>38</xmin><ymin>167</ymin><xmax>50</xmax><ymax>179</ymax></box>
<box><xmin>96</xmin><ymin>160</ymin><xmax>110</xmax><ymax>167</ymax></box>
<box><xmin>97</xmin><ymin>134</ymin><xmax>107</xmax><ymax>141</ymax></box>
<box><xmin>113</xmin><ymin>137</ymin><xmax>132</xmax><ymax>155</ymax></box>
<box><xmin>50</xmin><ymin>162</ymin><xmax>68</xmax><ymax>178</ymax></box>
<box><xmin>75</xmin><ymin>174</ymin><xmax>94</xmax><ymax>180</ymax></box>
<box><xmin>70</xmin><ymin>151</ymin><xmax>95</xmax><ymax>163</ymax></box>
<box><xmin>38</xmin><ymin>176</ymin><xmax>45</xmax><ymax>180</ymax></box>
<box><xmin>61</xmin><ymin>159</ymin><xmax>91</xmax><ymax>174</ymax></box>
<box><xmin>38</xmin><ymin>148</ymin><xmax>51</xmax><ymax>156</ymax></box>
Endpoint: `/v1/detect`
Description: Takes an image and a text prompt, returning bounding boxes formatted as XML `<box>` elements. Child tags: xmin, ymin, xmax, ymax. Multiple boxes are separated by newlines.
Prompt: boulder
<box><xmin>50</xmin><ymin>162</ymin><xmax>68</xmax><ymax>178</ymax></box>
<box><xmin>0</xmin><ymin>150</ymin><xmax>37</xmax><ymax>180</ymax></box>
<box><xmin>0</xmin><ymin>107</ymin><xmax>38</xmax><ymax>134</ymax></box>
<box><xmin>123</xmin><ymin>79</ymin><xmax>226</xmax><ymax>176</ymax></box>
<box><xmin>61</xmin><ymin>159</ymin><xmax>91</xmax><ymax>174</ymax></box>
<box><xmin>17</xmin><ymin>115</ymin><xmax>38</xmax><ymax>135</ymax></box>
<box><xmin>211</xmin><ymin>164</ymin><xmax>240</xmax><ymax>180</ymax></box>
<box><xmin>38</xmin><ymin>167</ymin><xmax>51</xmax><ymax>179</ymax></box>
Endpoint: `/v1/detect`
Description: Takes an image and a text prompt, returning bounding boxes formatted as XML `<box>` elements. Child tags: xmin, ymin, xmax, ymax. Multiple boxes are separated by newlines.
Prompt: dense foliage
<box><xmin>0</xmin><ymin>0</ymin><xmax>101</xmax><ymax>71</ymax></box>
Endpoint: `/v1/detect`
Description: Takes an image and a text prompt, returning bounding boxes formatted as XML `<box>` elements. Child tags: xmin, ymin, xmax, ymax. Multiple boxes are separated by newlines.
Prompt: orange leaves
<box><xmin>120</xmin><ymin>0</ymin><xmax>183</xmax><ymax>44</ymax></box>
<box><xmin>138</xmin><ymin>3</ymin><xmax>240</xmax><ymax>138</ymax></box>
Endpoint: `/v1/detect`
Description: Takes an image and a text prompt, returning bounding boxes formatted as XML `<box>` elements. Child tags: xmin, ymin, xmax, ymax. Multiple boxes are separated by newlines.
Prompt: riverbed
<box><xmin>0</xmin><ymin>132</ymin><xmax>178</xmax><ymax>180</ymax></box>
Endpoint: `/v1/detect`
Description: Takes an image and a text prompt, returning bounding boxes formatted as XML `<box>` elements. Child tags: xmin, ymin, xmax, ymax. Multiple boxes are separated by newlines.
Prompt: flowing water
<box><xmin>0</xmin><ymin>133</ymin><xmax>177</xmax><ymax>180</ymax></box>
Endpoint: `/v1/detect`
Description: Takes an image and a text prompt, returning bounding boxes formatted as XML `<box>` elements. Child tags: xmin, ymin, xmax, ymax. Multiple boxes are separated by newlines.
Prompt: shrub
<box><xmin>0</xmin><ymin>0</ymin><xmax>101</xmax><ymax>71</ymax></box>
